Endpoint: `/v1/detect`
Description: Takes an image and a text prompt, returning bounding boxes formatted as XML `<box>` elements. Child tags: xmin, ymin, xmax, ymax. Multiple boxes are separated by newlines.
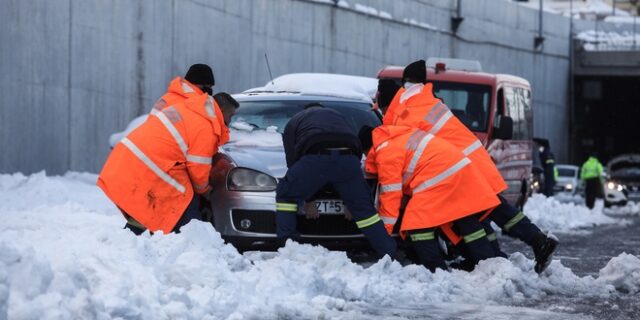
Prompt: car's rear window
<box><xmin>230</xmin><ymin>100</ymin><xmax>381</xmax><ymax>134</ymax></box>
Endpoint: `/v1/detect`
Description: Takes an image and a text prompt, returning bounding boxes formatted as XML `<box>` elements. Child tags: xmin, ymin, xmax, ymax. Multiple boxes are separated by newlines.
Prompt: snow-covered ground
<box><xmin>524</xmin><ymin>194</ymin><xmax>623</xmax><ymax>233</ymax></box>
<box><xmin>1</xmin><ymin>172</ymin><xmax>639</xmax><ymax>319</ymax></box>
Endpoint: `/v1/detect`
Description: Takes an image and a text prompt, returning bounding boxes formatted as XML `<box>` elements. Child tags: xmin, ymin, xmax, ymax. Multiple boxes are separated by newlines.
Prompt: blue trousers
<box><xmin>275</xmin><ymin>153</ymin><xmax>397</xmax><ymax>258</ymax></box>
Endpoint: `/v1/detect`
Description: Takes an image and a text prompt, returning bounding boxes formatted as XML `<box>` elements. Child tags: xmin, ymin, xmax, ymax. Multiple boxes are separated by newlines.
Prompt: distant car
<box><xmin>604</xmin><ymin>154</ymin><xmax>640</xmax><ymax>206</ymax></box>
<box><xmin>554</xmin><ymin>164</ymin><xmax>580</xmax><ymax>196</ymax></box>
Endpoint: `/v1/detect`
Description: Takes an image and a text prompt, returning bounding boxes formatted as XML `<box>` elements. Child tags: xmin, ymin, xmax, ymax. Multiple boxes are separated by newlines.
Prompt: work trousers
<box><xmin>275</xmin><ymin>152</ymin><xmax>397</xmax><ymax>258</ymax></box>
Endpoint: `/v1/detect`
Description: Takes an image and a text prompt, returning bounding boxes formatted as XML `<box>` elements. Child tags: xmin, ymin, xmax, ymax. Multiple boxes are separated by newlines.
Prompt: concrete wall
<box><xmin>1</xmin><ymin>0</ymin><xmax>592</xmax><ymax>174</ymax></box>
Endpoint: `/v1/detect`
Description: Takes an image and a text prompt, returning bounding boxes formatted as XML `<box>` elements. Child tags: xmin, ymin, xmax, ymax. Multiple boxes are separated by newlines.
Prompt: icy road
<box><xmin>1</xmin><ymin>172</ymin><xmax>639</xmax><ymax>320</ymax></box>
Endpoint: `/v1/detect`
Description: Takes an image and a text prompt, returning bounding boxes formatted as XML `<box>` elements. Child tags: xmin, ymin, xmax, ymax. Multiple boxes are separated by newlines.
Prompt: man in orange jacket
<box><xmin>362</xmin><ymin>125</ymin><xmax>500</xmax><ymax>272</ymax></box>
<box><xmin>152</xmin><ymin>64</ymin><xmax>215</xmax><ymax>112</ymax></box>
<box><xmin>383</xmin><ymin>60</ymin><xmax>558</xmax><ymax>273</ymax></box>
<box><xmin>98</xmin><ymin>83</ymin><xmax>238</xmax><ymax>235</ymax></box>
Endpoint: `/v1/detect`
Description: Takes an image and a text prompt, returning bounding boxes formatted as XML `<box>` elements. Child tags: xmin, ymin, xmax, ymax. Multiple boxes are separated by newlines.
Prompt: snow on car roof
<box><xmin>243</xmin><ymin>73</ymin><xmax>378</xmax><ymax>102</ymax></box>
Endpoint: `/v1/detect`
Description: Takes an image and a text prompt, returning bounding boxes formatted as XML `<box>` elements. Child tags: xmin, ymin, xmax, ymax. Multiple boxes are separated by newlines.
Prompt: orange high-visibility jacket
<box><xmin>365</xmin><ymin>125</ymin><xmax>500</xmax><ymax>235</ymax></box>
<box><xmin>151</xmin><ymin>77</ymin><xmax>203</xmax><ymax>112</ymax></box>
<box><xmin>383</xmin><ymin>83</ymin><xmax>507</xmax><ymax>194</ymax></box>
<box><xmin>98</xmin><ymin>94</ymin><xmax>229</xmax><ymax>233</ymax></box>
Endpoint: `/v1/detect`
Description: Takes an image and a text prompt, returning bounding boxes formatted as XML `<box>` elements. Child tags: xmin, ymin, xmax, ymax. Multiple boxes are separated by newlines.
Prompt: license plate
<box><xmin>315</xmin><ymin>200</ymin><xmax>347</xmax><ymax>214</ymax></box>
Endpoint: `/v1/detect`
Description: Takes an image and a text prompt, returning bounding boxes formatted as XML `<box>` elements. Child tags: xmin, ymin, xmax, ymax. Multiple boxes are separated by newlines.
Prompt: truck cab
<box><xmin>377</xmin><ymin>58</ymin><xmax>534</xmax><ymax>207</ymax></box>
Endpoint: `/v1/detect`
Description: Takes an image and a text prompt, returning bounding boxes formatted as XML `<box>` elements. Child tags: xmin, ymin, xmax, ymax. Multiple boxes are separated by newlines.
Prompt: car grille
<box><xmin>231</xmin><ymin>209</ymin><xmax>361</xmax><ymax>236</ymax></box>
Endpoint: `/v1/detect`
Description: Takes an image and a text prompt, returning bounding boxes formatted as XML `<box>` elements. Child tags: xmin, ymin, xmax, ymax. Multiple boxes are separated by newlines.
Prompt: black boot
<box><xmin>533</xmin><ymin>232</ymin><xmax>559</xmax><ymax>273</ymax></box>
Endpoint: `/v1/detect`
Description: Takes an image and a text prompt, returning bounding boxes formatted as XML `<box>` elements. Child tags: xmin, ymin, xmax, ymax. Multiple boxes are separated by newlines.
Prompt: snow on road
<box><xmin>1</xmin><ymin>172</ymin><xmax>639</xmax><ymax>319</ymax></box>
<box><xmin>524</xmin><ymin>194</ymin><xmax>622</xmax><ymax>233</ymax></box>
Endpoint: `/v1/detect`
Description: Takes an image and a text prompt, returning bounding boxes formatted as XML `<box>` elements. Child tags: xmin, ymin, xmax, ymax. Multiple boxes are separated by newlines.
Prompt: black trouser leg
<box><xmin>490</xmin><ymin>195</ymin><xmax>542</xmax><ymax>247</ymax></box>
<box><xmin>453</xmin><ymin>214</ymin><xmax>497</xmax><ymax>266</ymax></box>
<box><xmin>408</xmin><ymin>228</ymin><xmax>447</xmax><ymax>272</ymax></box>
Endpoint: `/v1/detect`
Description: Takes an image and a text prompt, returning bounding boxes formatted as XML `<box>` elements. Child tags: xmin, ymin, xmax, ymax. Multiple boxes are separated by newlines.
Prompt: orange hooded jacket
<box><xmin>365</xmin><ymin>125</ymin><xmax>499</xmax><ymax>236</ymax></box>
<box><xmin>151</xmin><ymin>77</ymin><xmax>203</xmax><ymax>112</ymax></box>
<box><xmin>383</xmin><ymin>83</ymin><xmax>507</xmax><ymax>195</ymax></box>
<box><xmin>98</xmin><ymin>94</ymin><xmax>229</xmax><ymax>233</ymax></box>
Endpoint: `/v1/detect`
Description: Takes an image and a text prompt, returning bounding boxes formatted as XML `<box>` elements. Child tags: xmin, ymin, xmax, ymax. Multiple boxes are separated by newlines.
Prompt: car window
<box><xmin>557</xmin><ymin>168</ymin><xmax>577</xmax><ymax>177</ymax></box>
<box><xmin>432</xmin><ymin>81</ymin><xmax>492</xmax><ymax>132</ymax></box>
<box><xmin>504</xmin><ymin>86</ymin><xmax>532</xmax><ymax>140</ymax></box>
<box><xmin>231</xmin><ymin>100</ymin><xmax>380</xmax><ymax>134</ymax></box>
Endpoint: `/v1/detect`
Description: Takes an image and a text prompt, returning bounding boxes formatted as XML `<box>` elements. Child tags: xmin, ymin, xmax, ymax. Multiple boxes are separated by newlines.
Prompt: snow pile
<box><xmin>245</xmin><ymin>73</ymin><xmax>378</xmax><ymax>102</ymax></box>
<box><xmin>1</xmin><ymin>172</ymin><xmax>638</xmax><ymax>318</ymax></box>
<box><xmin>108</xmin><ymin>114</ymin><xmax>148</xmax><ymax>147</ymax></box>
<box><xmin>596</xmin><ymin>253</ymin><xmax>640</xmax><ymax>294</ymax></box>
<box><xmin>524</xmin><ymin>194</ymin><xmax>619</xmax><ymax>232</ymax></box>
<box><xmin>577</xmin><ymin>30</ymin><xmax>640</xmax><ymax>51</ymax></box>
<box><xmin>605</xmin><ymin>201</ymin><xmax>640</xmax><ymax>216</ymax></box>
<box><xmin>512</xmin><ymin>0</ymin><xmax>632</xmax><ymax>18</ymax></box>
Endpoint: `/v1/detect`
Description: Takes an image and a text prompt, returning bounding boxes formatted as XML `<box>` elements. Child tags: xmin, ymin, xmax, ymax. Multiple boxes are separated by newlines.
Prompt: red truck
<box><xmin>377</xmin><ymin>58</ymin><xmax>534</xmax><ymax>207</ymax></box>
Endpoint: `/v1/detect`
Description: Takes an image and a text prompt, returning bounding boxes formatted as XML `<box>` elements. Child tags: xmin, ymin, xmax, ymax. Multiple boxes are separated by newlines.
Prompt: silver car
<box><xmin>554</xmin><ymin>164</ymin><xmax>580</xmax><ymax>196</ymax></box>
<box><xmin>205</xmin><ymin>92</ymin><xmax>382</xmax><ymax>250</ymax></box>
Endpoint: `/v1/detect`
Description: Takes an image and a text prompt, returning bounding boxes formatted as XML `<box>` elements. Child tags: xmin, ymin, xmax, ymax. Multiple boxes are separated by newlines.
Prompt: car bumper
<box><xmin>209</xmin><ymin>190</ymin><xmax>365</xmax><ymax>248</ymax></box>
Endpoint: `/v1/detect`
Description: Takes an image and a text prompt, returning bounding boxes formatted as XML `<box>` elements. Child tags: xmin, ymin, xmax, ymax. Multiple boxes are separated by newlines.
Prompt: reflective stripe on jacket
<box><xmin>580</xmin><ymin>157</ymin><xmax>603</xmax><ymax>180</ymax></box>
<box><xmin>365</xmin><ymin>125</ymin><xmax>500</xmax><ymax>236</ymax></box>
<box><xmin>383</xmin><ymin>83</ymin><xmax>507</xmax><ymax>195</ymax></box>
<box><xmin>152</xmin><ymin>77</ymin><xmax>203</xmax><ymax>112</ymax></box>
<box><xmin>98</xmin><ymin>94</ymin><xmax>229</xmax><ymax>233</ymax></box>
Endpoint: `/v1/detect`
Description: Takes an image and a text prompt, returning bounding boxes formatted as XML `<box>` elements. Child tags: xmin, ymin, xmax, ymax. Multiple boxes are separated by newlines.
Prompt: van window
<box><xmin>432</xmin><ymin>81</ymin><xmax>492</xmax><ymax>132</ymax></box>
<box><xmin>504</xmin><ymin>86</ymin><xmax>532</xmax><ymax>140</ymax></box>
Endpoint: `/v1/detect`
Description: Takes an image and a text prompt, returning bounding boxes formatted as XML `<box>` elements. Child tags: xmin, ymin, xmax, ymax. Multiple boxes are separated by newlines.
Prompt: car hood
<box><xmin>221</xmin><ymin>144</ymin><xmax>288</xmax><ymax>178</ymax></box>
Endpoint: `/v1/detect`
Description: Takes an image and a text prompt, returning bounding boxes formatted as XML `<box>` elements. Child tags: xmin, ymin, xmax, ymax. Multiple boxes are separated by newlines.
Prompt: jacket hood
<box><xmin>372</xmin><ymin>125</ymin><xmax>414</xmax><ymax>147</ymax></box>
<box><xmin>167</xmin><ymin>77</ymin><xmax>203</xmax><ymax>98</ymax></box>
<box><xmin>184</xmin><ymin>94</ymin><xmax>230</xmax><ymax>145</ymax></box>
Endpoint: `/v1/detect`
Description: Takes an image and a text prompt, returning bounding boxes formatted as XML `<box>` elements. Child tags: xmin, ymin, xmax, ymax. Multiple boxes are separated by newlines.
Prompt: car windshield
<box><xmin>432</xmin><ymin>81</ymin><xmax>492</xmax><ymax>132</ymax></box>
<box><xmin>230</xmin><ymin>100</ymin><xmax>381</xmax><ymax>134</ymax></box>
<box><xmin>557</xmin><ymin>168</ymin><xmax>577</xmax><ymax>177</ymax></box>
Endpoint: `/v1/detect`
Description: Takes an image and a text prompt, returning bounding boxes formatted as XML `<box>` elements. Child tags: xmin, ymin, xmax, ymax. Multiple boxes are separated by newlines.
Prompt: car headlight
<box><xmin>606</xmin><ymin>181</ymin><xmax>625</xmax><ymax>192</ymax></box>
<box><xmin>565</xmin><ymin>184</ymin><xmax>573</xmax><ymax>190</ymax></box>
<box><xmin>227</xmin><ymin>168</ymin><xmax>277</xmax><ymax>191</ymax></box>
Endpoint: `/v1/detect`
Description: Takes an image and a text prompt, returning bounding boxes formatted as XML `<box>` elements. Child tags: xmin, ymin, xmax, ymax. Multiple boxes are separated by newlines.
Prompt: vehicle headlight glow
<box><xmin>607</xmin><ymin>181</ymin><xmax>625</xmax><ymax>192</ymax></box>
<box><xmin>228</xmin><ymin>168</ymin><xmax>277</xmax><ymax>191</ymax></box>
<box><xmin>565</xmin><ymin>184</ymin><xmax>573</xmax><ymax>190</ymax></box>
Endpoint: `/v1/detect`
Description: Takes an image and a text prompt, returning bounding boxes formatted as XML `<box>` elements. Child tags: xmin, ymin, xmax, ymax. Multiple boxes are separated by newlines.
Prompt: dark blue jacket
<box><xmin>282</xmin><ymin>107</ymin><xmax>361</xmax><ymax>167</ymax></box>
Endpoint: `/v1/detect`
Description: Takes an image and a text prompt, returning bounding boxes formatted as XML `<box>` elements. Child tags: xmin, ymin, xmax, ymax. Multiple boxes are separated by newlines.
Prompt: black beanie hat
<box><xmin>402</xmin><ymin>60</ymin><xmax>427</xmax><ymax>84</ymax></box>
<box><xmin>377</xmin><ymin>79</ymin><xmax>401</xmax><ymax>110</ymax></box>
<box><xmin>185</xmin><ymin>64</ymin><xmax>215</xmax><ymax>86</ymax></box>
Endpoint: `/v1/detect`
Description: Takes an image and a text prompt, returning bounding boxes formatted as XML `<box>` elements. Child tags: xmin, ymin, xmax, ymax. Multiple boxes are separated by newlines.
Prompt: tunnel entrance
<box><xmin>573</xmin><ymin>75</ymin><xmax>640</xmax><ymax>164</ymax></box>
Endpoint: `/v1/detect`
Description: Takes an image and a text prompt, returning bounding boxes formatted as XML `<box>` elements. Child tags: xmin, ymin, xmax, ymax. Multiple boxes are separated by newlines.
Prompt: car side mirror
<box><xmin>494</xmin><ymin>115</ymin><xmax>513</xmax><ymax>140</ymax></box>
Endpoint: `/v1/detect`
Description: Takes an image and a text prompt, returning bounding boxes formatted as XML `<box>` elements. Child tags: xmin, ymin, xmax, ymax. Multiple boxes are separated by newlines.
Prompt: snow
<box><xmin>596</xmin><ymin>253</ymin><xmax>640</xmax><ymax>294</ymax></box>
<box><xmin>227</xmin><ymin>125</ymin><xmax>283</xmax><ymax>148</ymax></box>
<box><xmin>1</xmin><ymin>172</ymin><xmax>639</xmax><ymax>319</ymax></box>
<box><xmin>524</xmin><ymin>194</ymin><xmax>620</xmax><ymax>232</ymax></box>
<box><xmin>605</xmin><ymin>201</ymin><xmax>640</xmax><ymax>216</ymax></box>
<box><xmin>576</xmin><ymin>29</ymin><xmax>640</xmax><ymax>50</ymax></box>
<box><xmin>245</xmin><ymin>73</ymin><xmax>378</xmax><ymax>103</ymax></box>
<box><xmin>401</xmin><ymin>18</ymin><xmax>441</xmax><ymax>31</ymax></box>
<box><xmin>353</xmin><ymin>3</ymin><xmax>392</xmax><ymax>20</ymax></box>
<box><xmin>512</xmin><ymin>0</ymin><xmax>633</xmax><ymax>19</ymax></box>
